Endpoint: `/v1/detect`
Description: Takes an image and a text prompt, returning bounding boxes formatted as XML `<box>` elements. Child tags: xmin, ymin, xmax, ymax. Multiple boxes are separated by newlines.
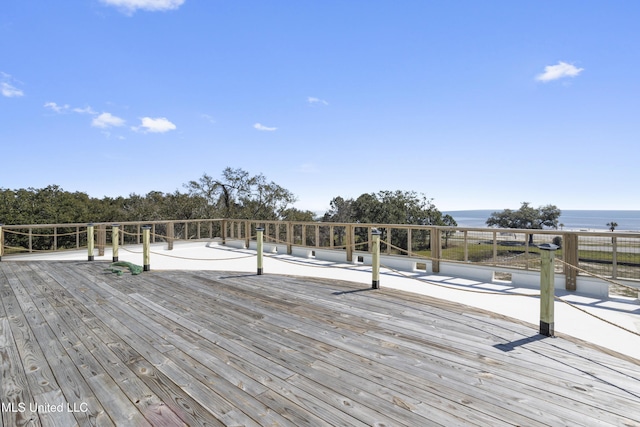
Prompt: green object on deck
<box><xmin>104</xmin><ymin>261</ymin><xmax>144</xmax><ymax>276</ymax></box>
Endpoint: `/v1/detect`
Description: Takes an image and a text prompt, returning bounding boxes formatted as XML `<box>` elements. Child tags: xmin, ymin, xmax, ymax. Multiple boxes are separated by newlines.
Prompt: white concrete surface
<box><xmin>8</xmin><ymin>241</ymin><xmax>640</xmax><ymax>361</ymax></box>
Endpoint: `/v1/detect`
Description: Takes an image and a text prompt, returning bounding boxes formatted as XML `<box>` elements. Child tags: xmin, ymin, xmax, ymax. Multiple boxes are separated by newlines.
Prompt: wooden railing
<box><xmin>1</xmin><ymin>219</ymin><xmax>639</xmax><ymax>289</ymax></box>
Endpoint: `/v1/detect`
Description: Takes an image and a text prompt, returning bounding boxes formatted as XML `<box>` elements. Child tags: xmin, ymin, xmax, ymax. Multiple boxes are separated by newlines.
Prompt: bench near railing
<box><xmin>1</xmin><ymin>220</ymin><xmax>639</xmax><ymax>293</ymax></box>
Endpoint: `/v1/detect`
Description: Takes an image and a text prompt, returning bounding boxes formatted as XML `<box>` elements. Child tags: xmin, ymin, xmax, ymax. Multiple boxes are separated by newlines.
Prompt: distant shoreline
<box><xmin>443</xmin><ymin>209</ymin><xmax>640</xmax><ymax>232</ymax></box>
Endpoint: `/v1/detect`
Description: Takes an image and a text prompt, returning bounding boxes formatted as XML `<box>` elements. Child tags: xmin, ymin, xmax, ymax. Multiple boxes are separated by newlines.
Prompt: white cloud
<box><xmin>307</xmin><ymin>96</ymin><xmax>328</xmax><ymax>106</ymax></box>
<box><xmin>1</xmin><ymin>73</ymin><xmax>24</xmax><ymax>97</ymax></box>
<box><xmin>536</xmin><ymin>61</ymin><xmax>584</xmax><ymax>82</ymax></box>
<box><xmin>45</xmin><ymin>103</ymin><xmax>175</xmax><ymax>135</ymax></box>
<box><xmin>45</xmin><ymin>102</ymin><xmax>97</xmax><ymax>115</ymax></box>
<box><xmin>253</xmin><ymin>123</ymin><xmax>277</xmax><ymax>132</ymax></box>
<box><xmin>44</xmin><ymin>102</ymin><xmax>70</xmax><ymax>113</ymax></box>
<box><xmin>1</xmin><ymin>82</ymin><xmax>24</xmax><ymax>98</ymax></box>
<box><xmin>92</xmin><ymin>112</ymin><xmax>126</xmax><ymax>128</ymax></box>
<box><xmin>134</xmin><ymin>116</ymin><xmax>176</xmax><ymax>133</ymax></box>
<box><xmin>73</xmin><ymin>106</ymin><xmax>97</xmax><ymax>115</ymax></box>
<box><xmin>200</xmin><ymin>113</ymin><xmax>216</xmax><ymax>124</ymax></box>
<box><xmin>101</xmin><ymin>0</ymin><xmax>185</xmax><ymax>14</ymax></box>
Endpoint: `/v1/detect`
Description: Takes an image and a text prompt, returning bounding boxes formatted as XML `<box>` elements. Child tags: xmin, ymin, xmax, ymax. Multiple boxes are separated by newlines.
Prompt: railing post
<box><xmin>167</xmin><ymin>222</ymin><xmax>174</xmax><ymax>250</ymax></box>
<box><xmin>612</xmin><ymin>236</ymin><xmax>618</xmax><ymax>280</ymax></box>
<box><xmin>256</xmin><ymin>227</ymin><xmax>264</xmax><ymax>275</ymax></box>
<box><xmin>430</xmin><ymin>228</ymin><xmax>441</xmax><ymax>273</ymax></box>
<box><xmin>346</xmin><ymin>224</ymin><xmax>353</xmax><ymax>262</ymax></box>
<box><xmin>87</xmin><ymin>223</ymin><xmax>95</xmax><ymax>261</ymax></box>
<box><xmin>222</xmin><ymin>220</ymin><xmax>227</xmax><ymax>245</ymax></box>
<box><xmin>492</xmin><ymin>231</ymin><xmax>498</xmax><ymax>265</ymax></box>
<box><xmin>372</xmin><ymin>228</ymin><xmax>382</xmax><ymax>289</ymax></box>
<box><xmin>463</xmin><ymin>230</ymin><xmax>469</xmax><ymax>262</ymax></box>
<box><xmin>98</xmin><ymin>224</ymin><xmax>106</xmax><ymax>256</ymax></box>
<box><xmin>112</xmin><ymin>224</ymin><xmax>119</xmax><ymax>262</ymax></box>
<box><xmin>539</xmin><ymin>243</ymin><xmax>558</xmax><ymax>337</ymax></box>
<box><xmin>142</xmin><ymin>225</ymin><xmax>151</xmax><ymax>271</ymax></box>
<box><xmin>386</xmin><ymin>228</ymin><xmax>392</xmax><ymax>254</ymax></box>
<box><xmin>329</xmin><ymin>225</ymin><xmax>334</xmax><ymax>249</ymax></box>
<box><xmin>0</xmin><ymin>223</ymin><xmax>3</xmax><ymax>261</ymax></box>
<box><xmin>524</xmin><ymin>233</ymin><xmax>530</xmax><ymax>270</ymax></box>
<box><xmin>564</xmin><ymin>233</ymin><xmax>578</xmax><ymax>291</ymax></box>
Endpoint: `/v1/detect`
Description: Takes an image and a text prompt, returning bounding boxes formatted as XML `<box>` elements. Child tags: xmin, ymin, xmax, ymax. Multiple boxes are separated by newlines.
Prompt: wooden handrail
<box><xmin>1</xmin><ymin>219</ymin><xmax>639</xmax><ymax>288</ymax></box>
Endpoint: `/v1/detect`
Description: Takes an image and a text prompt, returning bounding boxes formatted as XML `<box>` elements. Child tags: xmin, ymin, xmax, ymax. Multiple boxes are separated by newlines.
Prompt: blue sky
<box><xmin>2</xmin><ymin>0</ymin><xmax>639</xmax><ymax>213</ymax></box>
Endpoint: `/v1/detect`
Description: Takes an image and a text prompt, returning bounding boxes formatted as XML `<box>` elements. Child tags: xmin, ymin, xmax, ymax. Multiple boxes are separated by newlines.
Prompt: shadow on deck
<box><xmin>1</xmin><ymin>261</ymin><xmax>639</xmax><ymax>426</ymax></box>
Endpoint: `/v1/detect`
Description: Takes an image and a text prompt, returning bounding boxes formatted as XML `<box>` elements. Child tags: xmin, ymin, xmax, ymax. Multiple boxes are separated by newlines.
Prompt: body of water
<box><xmin>443</xmin><ymin>210</ymin><xmax>640</xmax><ymax>232</ymax></box>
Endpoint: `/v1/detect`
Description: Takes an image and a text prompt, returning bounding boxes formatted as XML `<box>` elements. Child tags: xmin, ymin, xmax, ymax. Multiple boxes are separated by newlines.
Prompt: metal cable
<box><xmin>555</xmin><ymin>257</ymin><xmax>640</xmax><ymax>294</ymax></box>
<box><xmin>554</xmin><ymin>295</ymin><xmax>640</xmax><ymax>337</ymax></box>
<box><xmin>3</xmin><ymin>229</ymin><xmax>87</xmax><ymax>237</ymax></box>
<box><xmin>381</xmin><ymin>262</ymin><xmax>640</xmax><ymax>337</ymax></box>
<box><xmin>119</xmin><ymin>244</ymin><xmax>255</xmax><ymax>261</ymax></box>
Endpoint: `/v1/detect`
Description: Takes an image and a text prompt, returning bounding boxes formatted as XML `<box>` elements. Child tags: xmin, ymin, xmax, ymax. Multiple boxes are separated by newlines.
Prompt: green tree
<box><xmin>323</xmin><ymin>190</ymin><xmax>453</xmax><ymax>251</ymax></box>
<box><xmin>280</xmin><ymin>208</ymin><xmax>315</xmax><ymax>222</ymax></box>
<box><xmin>346</xmin><ymin>190</ymin><xmax>443</xmax><ymax>225</ymax></box>
<box><xmin>185</xmin><ymin>167</ymin><xmax>297</xmax><ymax>220</ymax></box>
<box><xmin>0</xmin><ymin>185</ymin><xmax>100</xmax><ymax>225</ymax></box>
<box><xmin>322</xmin><ymin>196</ymin><xmax>355</xmax><ymax>223</ymax></box>
<box><xmin>120</xmin><ymin>192</ymin><xmax>164</xmax><ymax>221</ymax></box>
<box><xmin>607</xmin><ymin>221</ymin><xmax>618</xmax><ymax>232</ymax></box>
<box><xmin>441</xmin><ymin>214</ymin><xmax>458</xmax><ymax>248</ymax></box>
<box><xmin>486</xmin><ymin>202</ymin><xmax>561</xmax><ymax>244</ymax></box>
<box><xmin>0</xmin><ymin>185</ymin><xmax>112</xmax><ymax>250</ymax></box>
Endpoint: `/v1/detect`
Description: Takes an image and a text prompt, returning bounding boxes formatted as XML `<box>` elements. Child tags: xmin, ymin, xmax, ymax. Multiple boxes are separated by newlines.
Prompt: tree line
<box><xmin>2</xmin><ymin>168</ymin><xmax>568</xmax><ymax>255</ymax></box>
<box><xmin>2</xmin><ymin>168</ymin><xmax>563</xmax><ymax>237</ymax></box>
<box><xmin>0</xmin><ymin>167</ymin><xmax>454</xmax><ymax>228</ymax></box>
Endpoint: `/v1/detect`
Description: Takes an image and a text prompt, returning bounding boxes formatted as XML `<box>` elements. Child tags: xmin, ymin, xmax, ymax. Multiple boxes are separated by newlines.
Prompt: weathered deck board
<box><xmin>1</xmin><ymin>260</ymin><xmax>639</xmax><ymax>427</ymax></box>
<box><xmin>153</xmin><ymin>271</ymin><xmax>640</xmax><ymax>422</ymax></box>
<box><xmin>140</xmin><ymin>275</ymin><xmax>530</xmax><ymax>425</ymax></box>
<box><xmin>26</xmin><ymin>262</ymin><xmax>186</xmax><ymax>427</ymax></box>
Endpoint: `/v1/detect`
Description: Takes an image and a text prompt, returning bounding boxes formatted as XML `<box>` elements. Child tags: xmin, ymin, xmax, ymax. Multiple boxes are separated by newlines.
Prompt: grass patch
<box><xmin>415</xmin><ymin>244</ymin><xmax>640</xmax><ymax>267</ymax></box>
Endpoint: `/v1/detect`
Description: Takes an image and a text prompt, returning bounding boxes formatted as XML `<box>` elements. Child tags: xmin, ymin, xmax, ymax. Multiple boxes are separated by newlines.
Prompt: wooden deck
<box><xmin>1</xmin><ymin>261</ymin><xmax>639</xmax><ymax>427</ymax></box>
